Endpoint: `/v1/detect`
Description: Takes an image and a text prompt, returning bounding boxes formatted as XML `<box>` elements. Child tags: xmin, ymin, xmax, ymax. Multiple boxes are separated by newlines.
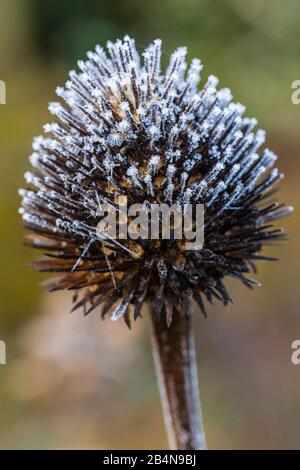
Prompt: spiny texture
<box><xmin>19</xmin><ymin>36</ymin><xmax>291</xmax><ymax>327</ymax></box>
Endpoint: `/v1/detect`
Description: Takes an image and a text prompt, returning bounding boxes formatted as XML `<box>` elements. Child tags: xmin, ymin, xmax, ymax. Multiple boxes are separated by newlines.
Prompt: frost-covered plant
<box><xmin>19</xmin><ymin>36</ymin><xmax>291</xmax><ymax>450</ymax></box>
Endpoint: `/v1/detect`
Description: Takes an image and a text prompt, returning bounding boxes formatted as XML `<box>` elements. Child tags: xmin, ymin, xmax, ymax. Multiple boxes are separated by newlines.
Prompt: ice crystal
<box><xmin>19</xmin><ymin>36</ymin><xmax>292</xmax><ymax>326</ymax></box>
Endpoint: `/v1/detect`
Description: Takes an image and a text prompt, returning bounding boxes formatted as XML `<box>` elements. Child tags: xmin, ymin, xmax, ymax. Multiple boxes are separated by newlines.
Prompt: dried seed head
<box><xmin>19</xmin><ymin>36</ymin><xmax>292</xmax><ymax>327</ymax></box>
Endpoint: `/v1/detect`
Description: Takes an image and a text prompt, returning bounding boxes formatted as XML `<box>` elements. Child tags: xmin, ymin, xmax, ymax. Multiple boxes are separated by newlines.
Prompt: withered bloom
<box><xmin>19</xmin><ymin>37</ymin><xmax>291</xmax><ymax>450</ymax></box>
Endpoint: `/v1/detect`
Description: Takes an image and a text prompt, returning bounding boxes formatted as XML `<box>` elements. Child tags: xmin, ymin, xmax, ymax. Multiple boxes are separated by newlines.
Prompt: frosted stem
<box><xmin>149</xmin><ymin>306</ymin><xmax>206</xmax><ymax>450</ymax></box>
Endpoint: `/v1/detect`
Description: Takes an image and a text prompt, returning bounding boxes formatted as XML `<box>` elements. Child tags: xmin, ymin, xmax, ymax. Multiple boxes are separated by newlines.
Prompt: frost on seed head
<box><xmin>19</xmin><ymin>36</ymin><xmax>291</xmax><ymax>325</ymax></box>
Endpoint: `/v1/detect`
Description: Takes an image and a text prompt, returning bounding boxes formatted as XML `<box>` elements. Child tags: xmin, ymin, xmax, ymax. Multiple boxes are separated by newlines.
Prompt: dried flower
<box><xmin>19</xmin><ymin>36</ymin><xmax>292</xmax><ymax>327</ymax></box>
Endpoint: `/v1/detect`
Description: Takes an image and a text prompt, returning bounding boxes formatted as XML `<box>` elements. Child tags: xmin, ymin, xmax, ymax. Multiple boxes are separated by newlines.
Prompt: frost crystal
<box><xmin>19</xmin><ymin>36</ymin><xmax>291</xmax><ymax>326</ymax></box>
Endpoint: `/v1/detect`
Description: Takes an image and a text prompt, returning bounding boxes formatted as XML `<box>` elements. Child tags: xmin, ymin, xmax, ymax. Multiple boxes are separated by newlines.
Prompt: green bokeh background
<box><xmin>0</xmin><ymin>0</ymin><xmax>299</xmax><ymax>449</ymax></box>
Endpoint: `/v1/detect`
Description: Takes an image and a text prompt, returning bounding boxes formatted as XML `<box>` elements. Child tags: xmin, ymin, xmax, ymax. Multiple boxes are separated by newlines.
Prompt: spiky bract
<box><xmin>19</xmin><ymin>36</ymin><xmax>291</xmax><ymax>326</ymax></box>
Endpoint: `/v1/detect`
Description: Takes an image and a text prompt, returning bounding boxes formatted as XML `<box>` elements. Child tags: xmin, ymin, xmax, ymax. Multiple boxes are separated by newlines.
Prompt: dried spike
<box><xmin>19</xmin><ymin>36</ymin><xmax>290</xmax><ymax>326</ymax></box>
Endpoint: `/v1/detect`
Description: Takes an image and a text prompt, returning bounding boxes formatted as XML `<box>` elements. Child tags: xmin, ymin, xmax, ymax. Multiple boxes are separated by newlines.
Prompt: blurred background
<box><xmin>0</xmin><ymin>0</ymin><xmax>299</xmax><ymax>450</ymax></box>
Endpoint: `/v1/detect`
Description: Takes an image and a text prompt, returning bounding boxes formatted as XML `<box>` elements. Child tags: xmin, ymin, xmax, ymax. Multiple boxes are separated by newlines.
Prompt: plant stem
<box><xmin>149</xmin><ymin>305</ymin><xmax>206</xmax><ymax>450</ymax></box>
